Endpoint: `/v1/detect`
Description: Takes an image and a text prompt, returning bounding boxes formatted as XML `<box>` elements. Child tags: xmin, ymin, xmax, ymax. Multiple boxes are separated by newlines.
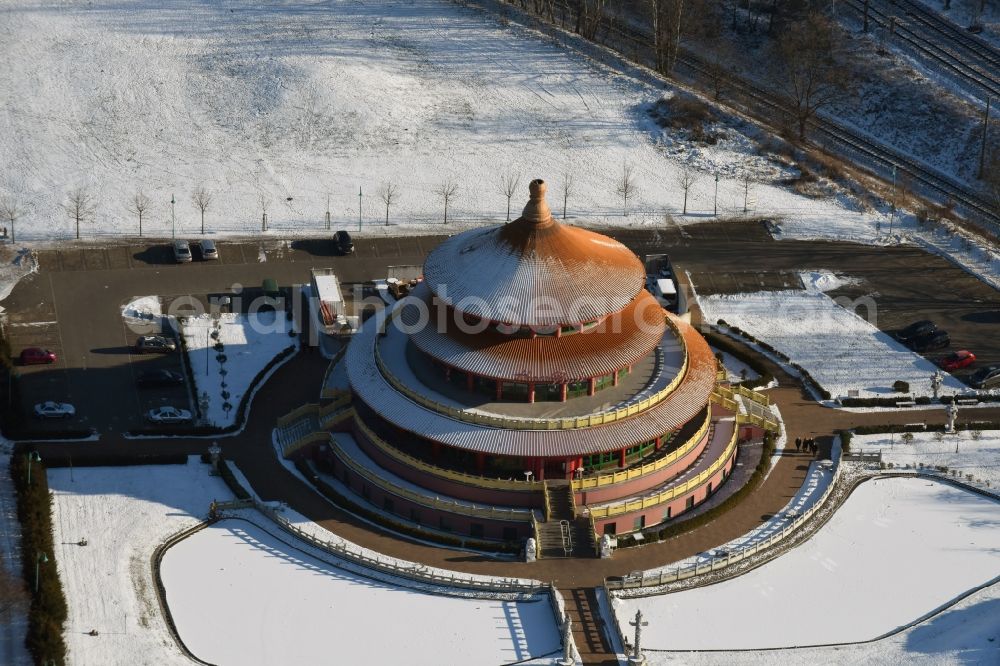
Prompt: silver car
<box><xmin>173</xmin><ymin>240</ymin><xmax>192</xmax><ymax>263</ymax></box>
<box><xmin>146</xmin><ymin>406</ymin><xmax>193</xmax><ymax>424</ymax></box>
<box><xmin>34</xmin><ymin>401</ymin><xmax>76</xmax><ymax>419</ymax></box>
<box><xmin>198</xmin><ymin>239</ymin><xmax>219</xmax><ymax>260</ymax></box>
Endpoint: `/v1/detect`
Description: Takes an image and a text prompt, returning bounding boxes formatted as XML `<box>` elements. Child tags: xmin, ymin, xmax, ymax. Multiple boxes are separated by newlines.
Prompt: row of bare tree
<box><xmin>0</xmin><ymin>165</ymin><xmax>746</xmax><ymax>241</ymax></box>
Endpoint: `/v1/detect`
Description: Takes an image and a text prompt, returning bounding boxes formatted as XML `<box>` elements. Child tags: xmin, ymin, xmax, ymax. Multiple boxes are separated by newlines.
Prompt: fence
<box><xmin>607</xmin><ymin>456</ymin><xmax>841</xmax><ymax>591</ymax></box>
<box><xmin>372</xmin><ymin>311</ymin><xmax>694</xmax><ymax>431</ymax></box>
<box><xmin>213</xmin><ymin>493</ymin><xmax>544</xmax><ymax>596</ymax></box>
<box><xmin>588</xmin><ymin>423</ymin><xmax>738</xmax><ymax>520</ymax></box>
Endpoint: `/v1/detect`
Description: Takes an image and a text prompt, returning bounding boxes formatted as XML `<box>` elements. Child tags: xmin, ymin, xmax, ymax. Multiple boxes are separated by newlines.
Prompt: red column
<box><xmin>495</xmin><ymin>380</ymin><xmax>503</xmax><ymax>401</ymax></box>
<box><xmin>613</xmin><ymin>370</ymin><xmax>619</xmax><ymax>387</ymax></box>
<box><xmin>431</xmin><ymin>441</ymin><xmax>441</xmax><ymax>460</ymax></box>
<box><xmin>588</xmin><ymin>377</ymin><xmax>596</xmax><ymax>396</ymax></box>
<box><xmin>654</xmin><ymin>435</ymin><xmax>662</xmax><ymax>450</ymax></box>
<box><xmin>476</xmin><ymin>452</ymin><xmax>485</xmax><ymax>473</ymax></box>
<box><xmin>466</xmin><ymin>372</ymin><xmax>474</xmax><ymax>391</ymax></box>
<box><xmin>618</xmin><ymin>448</ymin><xmax>626</xmax><ymax>468</ymax></box>
<box><xmin>568</xmin><ymin>457</ymin><xmax>576</xmax><ymax>476</ymax></box>
<box><xmin>534</xmin><ymin>457</ymin><xmax>545</xmax><ymax>481</ymax></box>
<box><xmin>560</xmin><ymin>383</ymin><xmax>568</xmax><ymax>401</ymax></box>
<box><xmin>527</xmin><ymin>383</ymin><xmax>535</xmax><ymax>403</ymax></box>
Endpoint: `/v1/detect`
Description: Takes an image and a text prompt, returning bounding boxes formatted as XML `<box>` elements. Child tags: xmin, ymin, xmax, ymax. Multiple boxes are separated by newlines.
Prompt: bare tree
<box><xmin>0</xmin><ymin>191</ymin><xmax>25</xmax><ymax>244</ymax></box>
<box><xmin>574</xmin><ymin>0</ymin><xmax>609</xmax><ymax>40</ymax></box>
<box><xmin>378</xmin><ymin>181</ymin><xmax>399</xmax><ymax>226</ymax></box>
<box><xmin>497</xmin><ymin>170</ymin><xmax>522</xmax><ymax>221</ymax></box>
<box><xmin>127</xmin><ymin>190</ymin><xmax>151</xmax><ymax>237</ymax></box>
<box><xmin>191</xmin><ymin>186</ymin><xmax>214</xmax><ymax>235</ymax></box>
<box><xmin>434</xmin><ymin>179</ymin><xmax>459</xmax><ymax>224</ymax></box>
<box><xmin>773</xmin><ymin>13</ymin><xmax>850</xmax><ymax>141</ymax></box>
<box><xmin>647</xmin><ymin>0</ymin><xmax>685</xmax><ymax>74</ymax></box>
<box><xmin>615</xmin><ymin>163</ymin><xmax>639</xmax><ymax>216</ymax></box>
<box><xmin>561</xmin><ymin>171</ymin><xmax>575</xmax><ymax>219</ymax></box>
<box><xmin>259</xmin><ymin>192</ymin><xmax>271</xmax><ymax>232</ymax></box>
<box><xmin>676</xmin><ymin>168</ymin><xmax>697</xmax><ymax>214</ymax></box>
<box><xmin>63</xmin><ymin>187</ymin><xmax>96</xmax><ymax>240</ymax></box>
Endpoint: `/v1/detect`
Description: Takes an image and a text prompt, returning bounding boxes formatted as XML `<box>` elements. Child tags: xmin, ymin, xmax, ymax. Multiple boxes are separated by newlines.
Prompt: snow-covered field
<box><xmin>700</xmin><ymin>289</ymin><xmax>968</xmax><ymax>398</ymax></box>
<box><xmin>0</xmin><ymin>0</ymin><xmax>896</xmax><ymax>241</ymax></box>
<box><xmin>855</xmin><ymin>430</ymin><xmax>1000</xmax><ymax>488</ymax></box>
<box><xmin>161</xmin><ymin>519</ymin><xmax>562</xmax><ymax>666</ymax></box>
<box><xmin>613</xmin><ymin>476</ymin><xmax>1000</xmax><ymax>651</ymax></box>
<box><xmin>181</xmin><ymin>311</ymin><xmax>296</xmax><ymax>426</ymax></box>
<box><xmin>48</xmin><ymin>457</ymin><xmax>233</xmax><ymax>666</ymax></box>
<box><xmin>637</xmin><ymin>582</ymin><xmax>1000</xmax><ymax>665</ymax></box>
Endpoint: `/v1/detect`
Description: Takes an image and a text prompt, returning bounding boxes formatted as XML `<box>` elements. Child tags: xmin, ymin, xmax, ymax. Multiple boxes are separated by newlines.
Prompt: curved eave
<box><xmin>404</xmin><ymin>283</ymin><xmax>666</xmax><ymax>382</ymax></box>
<box><xmin>345</xmin><ymin>310</ymin><xmax>718</xmax><ymax>458</ymax></box>
<box><xmin>422</xmin><ymin>222</ymin><xmax>646</xmax><ymax>328</ymax></box>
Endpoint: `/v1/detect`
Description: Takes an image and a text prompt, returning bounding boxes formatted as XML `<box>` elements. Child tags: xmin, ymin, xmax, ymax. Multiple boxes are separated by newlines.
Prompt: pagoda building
<box><xmin>282</xmin><ymin>180</ymin><xmax>773</xmax><ymax>554</ymax></box>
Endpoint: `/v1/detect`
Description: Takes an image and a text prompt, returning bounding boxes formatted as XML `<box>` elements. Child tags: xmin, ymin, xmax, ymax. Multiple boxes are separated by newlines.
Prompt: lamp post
<box><xmin>26</xmin><ymin>451</ymin><xmax>41</xmax><ymax>485</ymax></box>
<box><xmin>713</xmin><ymin>173</ymin><xmax>719</xmax><ymax>217</ymax></box>
<box><xmin>358</xmin><ymin>186</ymin><xmax>363</xmax><ymax>232</ymax></box>
<box><xmin>888</xmin><ymin>165</ymin><xmax>896</xmax><ymax>235</ymax></box>
<box><xmin>171</xmin><ymin>194</ymin><xmax>176</xmax><ymax>240</ymax></box>
<box><xmin>35</xmin><ymin>551</ymin><xmax>48</xmax><ymax>593</ymax></box>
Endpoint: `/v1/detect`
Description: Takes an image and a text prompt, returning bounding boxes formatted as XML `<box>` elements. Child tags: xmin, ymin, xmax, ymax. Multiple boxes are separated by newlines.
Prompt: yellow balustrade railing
<box><xmin>277</xmin><ymin>403</ymin><xmax>319</xmax><ymax>427</ymax></box>
<box><xmin>329</xmin><ymin>436</ymin><xmax>532</xmax><ymax>522</ymax></box>
<box><xmin>569</xmin><ymin>409</ymin><xmax>711</xmax><ymax>491</ymax></box>
<box><xmin>282</xmin><ymin>431</ymin><xmax>331</xmax><ymax>458</ymax></box>
<box><xmin>587</xmin><ymin>424</ymin><xmax>739</xmax><ymax>519</ymax></box>
<box><xmin>373</xmin><ymin>315</ymin><xmax>695</xmax><ymax>431</ymax></box>
<box><xmin>354</xmin><ymin>416</ymin><xmax>545</xmax><ymax>491</ymax></box>
<box><xmin>736</xmin><ymin>412</ymin><xmax>780</xmax><ymax>432</ymax></box>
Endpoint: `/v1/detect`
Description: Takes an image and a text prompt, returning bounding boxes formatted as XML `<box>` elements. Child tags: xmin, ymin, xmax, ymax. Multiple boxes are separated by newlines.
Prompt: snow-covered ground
<box><xmin>855</xmin><ymin>430</ymin><xmax>1000</xmax><ymax>488</ymax></box>
<box><xmin>0</xmin><ymin>0</ymin><xmax>898</xmax><ymax>241</ymax></box>
<box><xmin>0</xmin><ymin>447</ymin><xmax>31</xmax><ymax>666</ymax></box>
<box><xmin>638</xmin><ymin>581</ymin><xmax>1000</xmax><ymax>665</ymax></box>
<box><xmin>711</xmin><ymin>345</ymin><xmax>761</xmax><ymax>384</ymax></box>
<box><xmin>181</xmin><ymin>311</ymin><xmax>296</xmax><ymax>426</ymax></box>
<box><xmin>48</xmin><ymin>457</ymin><xmax>233</xmax><ymax>666</ymax></box>
<box><xmin>700</xmin><ymin>289</ymin><xmax>968</xmax><ymax>398</ymax></box>
<box><xmin>613</xmin><ymin>476</ymin><xmax>1000</xmax><ymax>651</ymax></box>
<box><xmin>161</xmin><ymin>519</ymin><xmax>562</xmax><ymax>666</ymax></box>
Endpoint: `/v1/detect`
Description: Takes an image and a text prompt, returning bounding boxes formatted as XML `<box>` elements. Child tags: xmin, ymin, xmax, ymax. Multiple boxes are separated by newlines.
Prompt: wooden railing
<box><xmin>587</xmin><ymin>423</ymin><xmax>738</xmax><ymax>519</ymax></box>
<box><xmin>276</xmin><ymin>403</ymin><xmax>319</xmax><ymax>427</ymax></box>
<box><xmin>372</xmin><ymin>314</ymin><xmax>694</xmax><ymax>431</ymax></box>
<box><xmin>569</xmin><ymin>409</ymin><xmax>711</xmax><ymax>491</ymax></box>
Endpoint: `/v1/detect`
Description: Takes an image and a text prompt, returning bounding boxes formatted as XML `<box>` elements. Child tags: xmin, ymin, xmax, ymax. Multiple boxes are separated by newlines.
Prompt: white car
<box><xmin>34</xmin><ymin>401</ymin><xmax>76</xmax><ymax>419</ymax></box>
<box><xmin>146</xmin><ymin>406</ymin><xmax>192</xmax><ymax>424</ymax></box>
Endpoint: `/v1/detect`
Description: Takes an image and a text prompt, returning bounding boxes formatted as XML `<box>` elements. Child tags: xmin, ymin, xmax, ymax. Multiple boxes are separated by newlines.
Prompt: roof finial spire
<box><xmin>521</xmin><ymin>179</ymin><xmax>552</xmax><ymax>225</ymax></box>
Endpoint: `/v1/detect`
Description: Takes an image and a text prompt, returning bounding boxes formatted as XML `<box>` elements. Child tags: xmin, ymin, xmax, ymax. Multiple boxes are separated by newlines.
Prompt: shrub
<box><xmin>10</xmin><ymin>453</ymin><xmax>67</xmax><ymax>665</ymax></box>
<box><xmin>892</xmin><ymin>380</ymin><xmax>910</xmax><ymax>393</ymax></box>
<box><xmin>840</xmin><ymin>430</ymin><xmax>853</xmax><ymax>453</ymax></box>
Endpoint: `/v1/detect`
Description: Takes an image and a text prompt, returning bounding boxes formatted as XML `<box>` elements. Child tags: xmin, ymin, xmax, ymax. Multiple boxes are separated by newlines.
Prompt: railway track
<box><xmin>840</xmin><ymin>0</ymin><xmax>1000</xmax><ymax>100</ymax></box>
<box><xmin>492</xmin><ymin>0</ymin><xmax>1000</xmax><ymax>231</ymax></box>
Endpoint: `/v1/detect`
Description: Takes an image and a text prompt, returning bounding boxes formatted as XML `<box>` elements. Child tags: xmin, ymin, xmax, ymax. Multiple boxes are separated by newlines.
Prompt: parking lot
<box><xmin>4</xmin><ymin>235</ymin><xmax>446</xmax><ymax>435</ymax></box>
<box><xmin>3</xmin><ymin>224</ymin><xmax>999</xmax><ymax>434</ymax></box>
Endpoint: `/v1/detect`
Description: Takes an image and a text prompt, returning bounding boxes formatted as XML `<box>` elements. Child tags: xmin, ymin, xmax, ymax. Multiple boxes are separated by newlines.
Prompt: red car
<box><xmin>938</xmin><ymin>350</ymin><xmax>975</xmax><ymax>371</ymax></box>
<box><xmin>20</xmin><ymin>347</ymin><xmax>57</xmax><ymax>365</ymax></box>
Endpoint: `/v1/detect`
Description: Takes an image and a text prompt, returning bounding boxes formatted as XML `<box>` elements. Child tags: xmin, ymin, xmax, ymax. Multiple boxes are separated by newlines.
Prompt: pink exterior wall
<box><xmin>328</xmin><ymin>454</ymin><xmax>532</xmax><ymax>542</ymax></box>
<box><xmin>574</xmin><ymin>428</ymin><xmax>710</xmax><ymax>506</ymax></box>
<box><xmin>351</xmin><ymin>423</ymin><xmax>541</xmax><ymax>508</ymax></box>
<box><xmin>593</xmin><ymin>445</ymin><xmax>737</xmax><ymax>537</ymax></box>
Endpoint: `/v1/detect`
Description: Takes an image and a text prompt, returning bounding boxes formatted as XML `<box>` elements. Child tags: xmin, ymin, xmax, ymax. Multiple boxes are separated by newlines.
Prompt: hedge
<box><xmin>294</xmin><ymin>458</ymin><xmax>521</xmax><ymax>554</ymax></box>
<box><xmin>850</xmin><ymin>421</ymin><xmax>1000</xmax><ymax>436</ymax></box>
<box><xmin>703</xmin><ymin>331</ymin><xmax>775</xmax><ymax>389</ymax></box>
<box><xmin>37</xmin><ymin>451</ymin><xmax>188</xmax><ymax>469</ymax></box>
<box><xmin>10</xmin><ymin>452</ymin><xmax>67</xmax><ymax>665</ymax></box>
<box><xmin>615</xmin><ymin>430</ymin><xmax>779</xmax><ymax>548</ymax></box>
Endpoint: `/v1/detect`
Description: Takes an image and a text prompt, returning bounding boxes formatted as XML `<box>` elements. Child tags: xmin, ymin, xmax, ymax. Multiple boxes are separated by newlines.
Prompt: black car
<box><xmin>910</xmin><ymin>330</ymin><xmax>950</xmax><ymax>353</ymax></box>
<box><xmin>894</xmin><ymin>320</ymin><xmax>937</xmax><ymax>344</ymax></box>
<box><xmin>135</xmin><ymin>335</ymin><xmax>177</xmax><ymax>354</ymax></box>
<box><xmin>334</xmin><ymin>230</ymin><xmax>354</xmax><ymax>255</ymax></box>
<box><xmin>970</xmin><ymin>365</ymin><xmax>1000</xmax><ymax>390</ymax></box>
<box><xmin>136</xmin><ymin>369</ymin><xmax>186</xmax><ymax>388</ymax></box>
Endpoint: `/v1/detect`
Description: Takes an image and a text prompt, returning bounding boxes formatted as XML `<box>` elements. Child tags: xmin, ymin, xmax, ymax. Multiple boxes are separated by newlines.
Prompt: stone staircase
<box><xmin>275</xmin><ymin>410</ymin><xmax>323</xmax><ymax>457</ymax></box>
<box><xmin>539</xmin><ymin>480</ymin><xmax>597</xmax><ymax>558</ymax></box>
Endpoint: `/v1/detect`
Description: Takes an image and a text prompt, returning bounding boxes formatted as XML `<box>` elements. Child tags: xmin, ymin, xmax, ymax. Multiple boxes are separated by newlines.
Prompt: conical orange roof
<box><xmin>423</xmin><ymin>179</ymin><xmax>645</xmax><ymax>327</ymax></box>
